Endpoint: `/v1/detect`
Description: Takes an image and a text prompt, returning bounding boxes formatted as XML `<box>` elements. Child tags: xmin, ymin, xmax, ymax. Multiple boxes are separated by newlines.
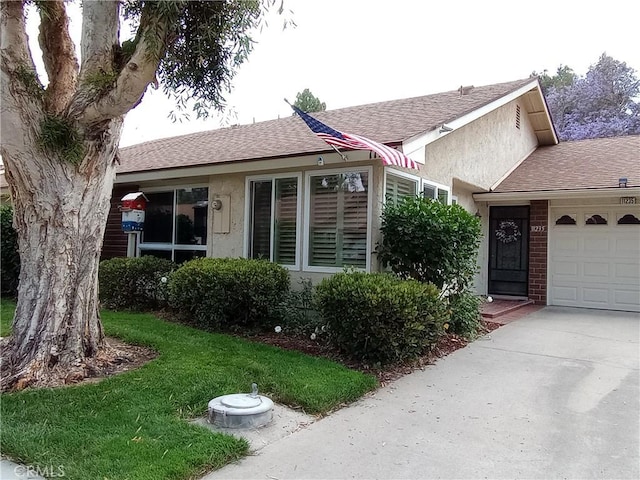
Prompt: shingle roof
<box><xmin>118</xmin><ymin>78</ymin><xmax>536</xmax><ymax>174</ymax></box>
<box><xmin>493</xmin><ymin>135</ymin><xmax>640</xmax><ymax>192</ymax></box>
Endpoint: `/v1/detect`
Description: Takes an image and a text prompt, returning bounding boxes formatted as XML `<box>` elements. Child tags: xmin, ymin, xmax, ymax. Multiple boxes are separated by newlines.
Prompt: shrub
<box><xmin>1</xmin><ymin>204</ymin><xmax>20</xmax><ymax>297</ymax></box>
<box><xmin>169</xmin><ymin>258</ymin><xmax>290</xmax><ymax>331</ymax></box>
<box><xmin>376</xmin><ymin>196</ymin><xmax>482</xmax><ymax>294</ymax></box>
<box><xmin>448</xmin><ymin>289</ymin><xmax>483</xmax><ymax>339</ymax></box>
<box><xmin>99</xmin><ymin>256</ymin><xmax>176</xmax><ymax>311</ymax></box>
<box><xmin>314</xmin><ymin>271</ymin><xmax>448</xmax><ymax>365</ymax></box>
<box><xmin>276</xmin><ymin>278</ymin><xmax>324</xmax><ymax>337</ymax></box>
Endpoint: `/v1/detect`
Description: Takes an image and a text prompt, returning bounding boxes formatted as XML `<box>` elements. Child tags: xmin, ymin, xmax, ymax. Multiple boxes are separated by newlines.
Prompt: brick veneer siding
<box><xmin>528</xmin><ymin>200</ymin><xmax>548</xmax><ymax>305</ymax></box>
<box><xmin>101</xmin><ymin>184</ymin><xmax>138</xmax><ymax>260</ymax></box>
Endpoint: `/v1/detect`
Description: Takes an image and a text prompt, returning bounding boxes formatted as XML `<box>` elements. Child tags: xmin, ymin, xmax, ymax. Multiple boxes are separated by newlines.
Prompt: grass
<box><xmin>0</xmin><ymin>300</ymin><xmax>377</xmax><ymax>479</ymax></box>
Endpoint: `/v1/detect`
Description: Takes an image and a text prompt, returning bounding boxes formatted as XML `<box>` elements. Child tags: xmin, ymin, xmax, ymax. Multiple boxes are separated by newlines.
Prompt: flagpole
<box><xmin>285</xmin><ymin>98</ymin><xmax>348</xmax><ymax>162</ymax></box>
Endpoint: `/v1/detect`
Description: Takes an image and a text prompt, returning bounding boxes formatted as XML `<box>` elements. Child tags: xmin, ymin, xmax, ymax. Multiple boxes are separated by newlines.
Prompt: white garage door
<box><xmin>549</xmin><ymin>205</ymin><xmax>640</xmax><ymax>312</ymax></box>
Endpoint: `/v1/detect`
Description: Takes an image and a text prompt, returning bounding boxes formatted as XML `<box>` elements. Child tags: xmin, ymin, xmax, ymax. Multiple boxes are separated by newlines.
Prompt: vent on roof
<box><xmin>458</xmin><ymin>85</ymin><xmax>474</xmax><ymax>96</ymax></box>
<box><xmin>515</xmin><ymin>105</ymin><xmax>521</xmax><ymax>129</ymax></box>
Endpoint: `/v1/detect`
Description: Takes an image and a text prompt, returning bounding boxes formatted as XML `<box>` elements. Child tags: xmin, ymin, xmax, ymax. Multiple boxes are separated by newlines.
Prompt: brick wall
<box><xmin>528</xmin><ymin>200</ymin><xmax>548</xmax><ymax>305</ymax></box>
<box><xmin>101</xmin><ymin>184</ymin><xmax>138</xmax><ymax>260</ymax></box>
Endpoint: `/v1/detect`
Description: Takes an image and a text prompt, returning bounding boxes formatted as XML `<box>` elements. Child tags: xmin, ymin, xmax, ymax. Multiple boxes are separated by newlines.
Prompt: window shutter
<box><xmin>249</xmin><ymin>181</ymin><xmax>272</xmax><ymax>259</ymax></box>
<box><xmin>386</xmin><ymin>174</ymin><xmax>417</xmax><ymax>204</ymax></box>
<box><xmin>309</xmin><ymin>172</ymin><xmax>368</xmax><ymax>268</ymax></box>
<box><xmin>341</xmin><ymin>175</ymin><xmax>368</xmax><ymax>268</ymax></box>
<box><xmin>274</xmin><ymin>178</ymin><xmax>297</xmax><ymax>265</ymax></box>
<box><xmin>309</xmin><ymin>176</ymin><xmax>339</xmax><ymax>266</ymax></box>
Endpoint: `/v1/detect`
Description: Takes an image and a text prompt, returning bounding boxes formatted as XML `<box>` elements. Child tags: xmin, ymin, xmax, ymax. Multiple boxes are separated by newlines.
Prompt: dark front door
<box><xmin>489</xmin><ymin>206</ymin><xmax>529</xmax><ymax>296</ymax></box>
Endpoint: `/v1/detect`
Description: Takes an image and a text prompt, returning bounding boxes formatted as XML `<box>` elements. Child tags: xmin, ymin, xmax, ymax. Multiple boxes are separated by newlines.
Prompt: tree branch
<box><xmin>1</xmin><ymin>1</ymin><xmax>39</xmax><ymax>81</ymax></box>
<box><xmin>1</xmin><ymin>1</ymin><xmax>44</xmax><ymax>142</ymax></box>
<box><xmin>78</xmin><ymin>0</ymin><xmax>119</xmax><ymax>83</ymax></box>
<box><xmin>70</xmin><ymin>3</ymin><xmax>172</xmax><ymax>127</ymax></box>
<box><xmin>37</xmin><ymin>0</ymin><xmax>78</xmax><ymax>114</ymax></box>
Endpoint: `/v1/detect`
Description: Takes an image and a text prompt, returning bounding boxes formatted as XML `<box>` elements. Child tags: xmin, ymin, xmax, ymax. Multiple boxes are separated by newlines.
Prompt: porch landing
<box><xmin>481</xmin><ymin>298</ymin><xmax>542</xmax><ymax>324</ymax></box>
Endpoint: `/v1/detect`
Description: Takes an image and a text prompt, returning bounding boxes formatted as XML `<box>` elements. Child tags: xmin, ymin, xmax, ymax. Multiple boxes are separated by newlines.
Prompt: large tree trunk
<box><xmin>1</xmin><ymin>119</ymin><xmax>123</xmax><ymax>391</ymax></box>
<box><xmin>1</xmin><ymin>0</ymin><xmax>169</xmax><ymax>391</ymax></box>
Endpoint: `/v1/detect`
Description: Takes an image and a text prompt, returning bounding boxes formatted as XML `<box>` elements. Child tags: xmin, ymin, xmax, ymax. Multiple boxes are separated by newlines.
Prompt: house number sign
<box><xmin>530</xmin><ymin>225</ymin><xmax>546</xmax><ymax>232</ymax></box>
<box><xmin>620</xmin><ymin>197</ymin><xmax>637</xmax><ymax>204</ymax></box>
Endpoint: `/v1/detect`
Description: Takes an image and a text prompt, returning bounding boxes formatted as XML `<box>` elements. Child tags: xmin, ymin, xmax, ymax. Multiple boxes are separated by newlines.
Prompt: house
<box><xmin>105</xmin><ymin>77</ymin><xmax>639</xmax><ymax>312</ymax></box>
<box><xmin>3</xmin><ymin>77</ymin><xmax>638</xmax><ymax>312</ymax></box>
<box><xmin>474</xmin><ymin>135</ymin><xmax>639</xmax><ymax>312</ymax></box>
<box><xmin>107</xmin><ymin>78</ymin><xmax>554</xmax><ymax>283</ymax></box>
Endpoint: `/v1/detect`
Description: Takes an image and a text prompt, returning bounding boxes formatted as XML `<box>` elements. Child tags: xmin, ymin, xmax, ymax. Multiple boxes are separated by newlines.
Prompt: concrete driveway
<box><xmin>204</xmin><ymin>307</ymin><xmax>639</xmax><ymax>480</ymax></box>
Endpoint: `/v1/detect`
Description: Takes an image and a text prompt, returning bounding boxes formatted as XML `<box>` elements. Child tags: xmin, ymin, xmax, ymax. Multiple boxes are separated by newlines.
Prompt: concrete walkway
<box><xmin>204</xmin><ymin>307</ymin><xmax>640</xmax><ymax>480</ymax></box>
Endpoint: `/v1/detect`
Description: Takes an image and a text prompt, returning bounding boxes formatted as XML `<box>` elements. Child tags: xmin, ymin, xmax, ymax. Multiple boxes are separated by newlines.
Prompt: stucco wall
<box><xmin>423</xmin><ymin>99</ymin><xmax>538</xmax><ymax>190</ymax></box>
<box><xmin>208</xmin><ymin>173</ymin><xmax>246</xmax><ymax>258</ymax></box>
<box><xmin>451</xmin><ymin>182</ymin><xmax>488</xmax><ymax>294</ymax></box>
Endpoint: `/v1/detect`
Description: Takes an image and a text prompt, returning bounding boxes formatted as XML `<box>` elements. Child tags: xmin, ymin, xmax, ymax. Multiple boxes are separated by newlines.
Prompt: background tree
<box><xmin>533</xmin><ymin>53</ymin><xmax>640</xmax><ymax>140</ymax></box>
<box><xmin>533</xmin><ymin>65</ymin><xmax>577</xmax><ymax>91</ymax></box>
<box><xmin>0</xmin><ymin>0</ymin><xmax>285</xmax><ymax>391</ymax></box>
<box><xmin>292</xmin><ymin>88</ymin><xmax>326</xmax><ymax>112</ymax></box>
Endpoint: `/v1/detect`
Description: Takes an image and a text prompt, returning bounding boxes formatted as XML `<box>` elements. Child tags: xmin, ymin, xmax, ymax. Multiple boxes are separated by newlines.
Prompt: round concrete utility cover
<box><xmin>220</xmin><ymin>394</ymin><xmax>262</xmax><ymax>409</ymax></box>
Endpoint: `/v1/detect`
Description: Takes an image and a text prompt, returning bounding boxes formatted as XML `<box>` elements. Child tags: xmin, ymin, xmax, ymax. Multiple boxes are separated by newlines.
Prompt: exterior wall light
<box><xmin>619</xmin><ymin>177</ymin><xmax>628</xmax><ymax>188</ymax></box>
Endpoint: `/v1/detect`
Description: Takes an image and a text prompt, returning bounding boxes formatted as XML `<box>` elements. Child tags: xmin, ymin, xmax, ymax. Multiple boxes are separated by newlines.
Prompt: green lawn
<box><xmin>0</xmin><ymin>300</ymin><xmax>377</xmax><ymax>479</ymax></box>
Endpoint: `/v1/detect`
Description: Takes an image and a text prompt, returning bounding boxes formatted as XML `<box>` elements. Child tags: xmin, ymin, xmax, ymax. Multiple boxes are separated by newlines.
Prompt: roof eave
<box><xmin>473</xmin><ymin>186</ymin><xmax>640</xmax><ymax>202</ymax></box>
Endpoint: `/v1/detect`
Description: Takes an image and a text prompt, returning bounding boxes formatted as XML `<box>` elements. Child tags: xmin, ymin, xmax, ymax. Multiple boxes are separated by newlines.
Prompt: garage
<box><xmin>549</xmin><ymin>205</ymin><xmax>640</xmax><ymax>312</ymax></box>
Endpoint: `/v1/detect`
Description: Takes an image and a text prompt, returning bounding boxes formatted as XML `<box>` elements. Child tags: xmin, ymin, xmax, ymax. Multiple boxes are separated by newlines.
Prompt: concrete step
<box><xmin>481</xmin><ymin>299</ymin><xmax>535</xmax><ymax>319</ymax></box>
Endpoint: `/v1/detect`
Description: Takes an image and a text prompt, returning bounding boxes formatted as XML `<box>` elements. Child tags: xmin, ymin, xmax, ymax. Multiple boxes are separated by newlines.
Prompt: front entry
<box><xmin>489</xmin><ymin>206</ymin><xmax>529</xmax><ymax>296</ymax></box>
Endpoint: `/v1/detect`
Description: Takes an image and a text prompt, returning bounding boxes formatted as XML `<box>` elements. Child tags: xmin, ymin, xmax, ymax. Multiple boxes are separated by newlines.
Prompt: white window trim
<box><xmin>137</xmin><ymin>184</ymin><xmax>210</xmax><ymax>258</ymax></box>
<box><xmin>383</xmin><ymin>168</ymin><xmax>420</xmax><ymax>204</ymax></box>
<box><xmin>243</xmin><ymin>172</ymin><xmax>303</xmax><ymax>270</ymax></box>
<box><xmin>303</xmin><ymin>166</ymin><xmax>373</xmax><ymax>274</ymax></box>
<box><xmin>421</xmin><ymin>178</ymin><xmax>452</xmax><ymax>205</ymax></box>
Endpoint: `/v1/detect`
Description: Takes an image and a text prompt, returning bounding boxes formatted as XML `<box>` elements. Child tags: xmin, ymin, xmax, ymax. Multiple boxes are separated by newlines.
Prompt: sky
<box><xmin>23</xmin><ymin>0</ymin><xmax>640</xmax><ymax>148</ymax></box>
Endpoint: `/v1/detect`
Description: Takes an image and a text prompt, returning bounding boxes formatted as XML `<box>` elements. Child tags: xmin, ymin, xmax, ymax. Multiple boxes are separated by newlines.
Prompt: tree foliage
<box><xmin>293</xmin><ymin>88</ymin><xmax>326</xmax><ymax>112</ymax></box>
<box><xmin>122</xmin><ymin>1</ymin><xmax>286</xmax><ymax>119</ymax></box>
<box><xmin>533</xmin><ymin>53</ymin><xmax>640</xmax><ymax>140</ymax></box>
<box><xmin>376</xmin><ymin>196</ymin><xmax>482</xmax><ymax>294</ymax></box>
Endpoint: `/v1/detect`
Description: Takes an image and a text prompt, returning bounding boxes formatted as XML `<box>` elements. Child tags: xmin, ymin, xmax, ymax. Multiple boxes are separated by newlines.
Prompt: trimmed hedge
<box><xmin>168</xmin><ymin>258</ymin><xmax>290</xmax><ymax>331</ymax></box>
<box><xmin>99</xmin><ymin>256</ymin><xmax>176</xmax><ymax>311</ymax></box>
<box><xmin>1</xmin><ymin>204</ymin><xmax>19</xmax><ymax>297</ymax></box>
<box><xmin>314</xmin><ymin>271</ymin><xmax>449</xmax><ymax>364</ymax></box>
<box><xmin>448</xmin><ymin>289</ymin><xmax>483</xmax><ymax>338</ymax></box>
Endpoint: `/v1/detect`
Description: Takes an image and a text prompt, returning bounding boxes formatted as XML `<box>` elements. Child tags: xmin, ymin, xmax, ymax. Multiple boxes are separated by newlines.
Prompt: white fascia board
<box><xmin>473</xmin><ymin>187</ymin><xmax>640</xmax><ymax>202</ymax></box>
<box><xmin>115</xmin><ymin>150</ymin><xmax>373</xmax><ymax>184</ymax></box>
<box><xmin>402</xmin><ymin>79</ymin><xmax>543</xmax><ymax>157</ymax></box>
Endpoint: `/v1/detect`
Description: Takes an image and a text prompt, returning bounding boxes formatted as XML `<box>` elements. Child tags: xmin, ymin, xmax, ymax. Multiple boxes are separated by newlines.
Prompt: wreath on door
<box><xmin>495</xmin><ymin>220</ymin><xmax>521</xmax><ymax>244</ymax></box>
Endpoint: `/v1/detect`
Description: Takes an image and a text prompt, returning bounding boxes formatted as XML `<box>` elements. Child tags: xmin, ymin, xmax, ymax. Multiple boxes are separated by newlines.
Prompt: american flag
<box><xmin>291</xmin><ymin>105</ymin><xmax>420</xmax><ymax>170</ymax></box>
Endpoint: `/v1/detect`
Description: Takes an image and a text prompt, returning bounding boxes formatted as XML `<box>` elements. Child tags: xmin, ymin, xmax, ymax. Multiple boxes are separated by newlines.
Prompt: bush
<box><xmin>376</xmin><ymin>197</ymin><xmax>482</xmax><ymax>294</ymax></box>
<box><xmin>276</xmin><ymin>278</ymin><xmax>324</xmax><ymax>337</ymax></box>
<box><xmin>314</xmin><ymin>271</ymin><xmax>448</xmax><ymax>365</ymax></box>
<box><xmin>99</xmin><ymin>256</ymin><xmax>176</xmax><ymax>311</ymax></box>
<box><xmin>169</xmin><ymin>258</ymin><xmax>290</xmax><ymax>331</ymax></box>
<box><xmin>448</xmin><ymin>289</ymin><xmax>483</xmax><ymax>339</ymax></box>
<box><xmin>1</xmin><ymin>204</ymin><xmax>20</xmax><ymax>297</ymax></box>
